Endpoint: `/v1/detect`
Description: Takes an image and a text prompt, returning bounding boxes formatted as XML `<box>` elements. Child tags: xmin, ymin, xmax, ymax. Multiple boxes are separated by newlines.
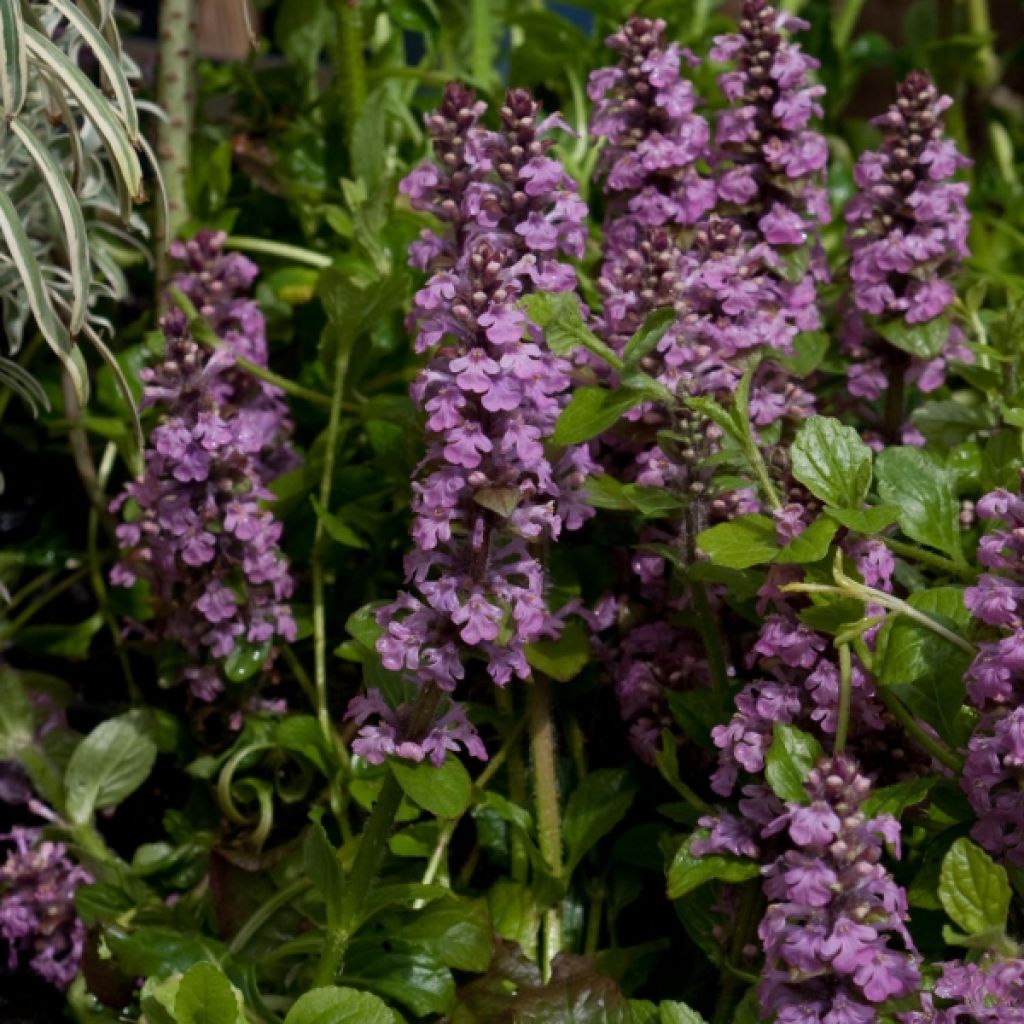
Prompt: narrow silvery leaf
<box><xmin>136</xmin><ymin>132</ymin><xmax>169</xmax><ymax>249</ymax></box>
<box><xmin>0</xmin><ymin>189</ymin><xmax>88</xmax><ymax>403</ymax></box>
<box><xmin>0</xmin><ymin>356</ymin><xmax>49</xmax><ymax>415</ymax></box>
<box><xmin>10</xmin><ymin>119</ymin><xmax>91</xmax><ymax>333</ymax></box>
<box><xmin>0</xmin><ymin>0</ymin><xmax>26</xmax><ymax>117</ymax></box>
<box><xmin>80</xmin><ymin>322</ymin><xmax>144</xmax><ymax>472</ymax></box>
<box><xmin>25</xmin><ymin>27</ymin><xmax>143</xmax><ymax>203</ymax></box>
<box><xmin>48</xmin><ymin>0</ymin><xmax>140</xmax><ymax>141</ymax></box>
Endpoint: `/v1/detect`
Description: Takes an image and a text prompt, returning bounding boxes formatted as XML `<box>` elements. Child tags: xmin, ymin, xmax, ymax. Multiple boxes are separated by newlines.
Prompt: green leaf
<box><xmin>275</xmin><ymin>0</ymin><xmax>331</xmax><ymax>81</ymax></box>
<box><xmin>526</xmin><ymin>621</ymin><xmax>590</xmax><ymax>683</ymax></box>
<box><xmin>174</xmin><ymin>962</ymin><xmax>244</xmax><ymax>1024</ymax></box>
<box><xmin>666</xmin><ymin>832</ymin><xmax>759</xmax><ymax>900</ymax></box>
<box><xmin>284</xmin><ymin>986</ymin><xmax>397</xmax><ymax>1024</ymax></box>
<box><xmin>775</xmin><ymin>516</ymin><xmax>838</xmax><ymax>564</ymax></box>
<box><xmin>304</xmin><ymin>823</ymin><xmax>345</xmax><ymax>930</ymax></box>
<box><xmin>939</xmin><ymin>838</ymin><xmax>1011</xmax><ymax>937</ymax></box>
<box><xmin>392</xmin><ymin>756</ymin><xmax>472</xmax><ymax>819</ymax></box>
<box><xmin>0</xmin><ymin>670</ymin><xmax>33</xmax><ymax>759</ymax></box>
<box><xmin>65</xmin><ymin>713</ymin><xmax>157</xmax><ymax>824</ymax></box>
<box><xmin>660</xmin><ymin>1002</ymin><xmax>709</xmax><ymax>1024</ymax></box>
<box><xmin>343</xmin><ymin>943</ymin><xmax>454</xmax><ymax>1016</ymax></box>
<box><xmin>876</xmin><ymin>312</ymin><xmax>951</xmax><ymax>359</ymax></box>
<box><xmin>394</xmin><ymin>898</ymin><xmax>492</xmax><ymax>972</ymax></box>
<box><xmin>472</xmin><ymin>486</ymin><xmax>521</xmax><ymax>519</ymax></box>
<box><xmin>311</xmin><ymin>496</ymin><xmax>367</xmax><ymax>548</ymax></box>
<box><xmin>876</xmin><ymin>587</ymin><xmax>971</xmax><ymax>688</ymax></box>
<box><xmin>790</xmin><ymin>416</ymin><xmax>873</xmax><ymax>509</ymax></box>
<box><xmin>875</xmin><ymin>447</ymin><xmax>963</xmax><ymax>561</ymax></box>
<box><xmin>823</xmin><ymin>505</ymin><xmax>900</xmax><ymax>534</ymax></box>
<box><xmin>764</xmin><ymin>724</ymin><xmax>823</xmax><ymax>804</ymax></box>
<box><xmin>776</xmin><ymin>331</ymin><xmax>828</xmax><ymax>378</ymax></box>
<box><xmin>553</xmin><ymin>387</ymin><xmax>645</xmax><ymax>445</ymax></box>
<box><xmin>223</xmin><ymin>640</ymin><xmax>272</xmax><ymax>683</ymax></box>
<box><xmin>863</xmin><ymin>776</ymin><xmax>939</xmax><ymax>820</ymax></box>
<box><xmin>697</xmin><ymin>515</ymin><xmax>778</xmax><ymax>569</ymax></box>
<box><xmin>521</xmin><ymin>292</ymin><xmax>621</xmax><ymax>367</ymax></box>
<box><xmin>622</xmin><ymin>308</ymin><xmax>675</xmax><ymax>365</ymax></box>
<box><xmin>487</xmin><ymin>881</ymin><xmax>539</xmax><ymax>959</ymax></box>
<box><xmin>563</xmin><ymin>769</ymin><xmax>637</xmax><ymax>874</ymax></box>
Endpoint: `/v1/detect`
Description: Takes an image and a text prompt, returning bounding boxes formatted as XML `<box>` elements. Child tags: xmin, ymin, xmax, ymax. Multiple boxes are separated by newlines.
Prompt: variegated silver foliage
<box><xmin>0</xmin><ymin>0</ymin><xmax>161</xmax><ymax>455</ymax></box>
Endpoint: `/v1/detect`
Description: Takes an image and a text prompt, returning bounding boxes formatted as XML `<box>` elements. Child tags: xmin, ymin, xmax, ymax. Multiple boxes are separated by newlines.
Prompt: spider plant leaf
<box><xmin>89</xmin><ymin>240</ymin><xmax>128</xmax><ymax>301</ymax></box>
<box><xmin>48</xmin><ymin>0</ymin><xmax>139</xmax><ymax>141</ymax></box>
<box><xmin>0</xmin><ymin>355</ymin><xmax>49</xmax><ymax>415</ymax></box>
<box><xmin>136</xmin><ymin>131</ymin><xmax>168</xmax><ymax>252</ymax></box>
<box><xmin>0</xmin><ymin>188</ymin><xmax>88</xmax><ymax>403</ymax></box>
<box><xmin>25</xmin><ymin>26</ymin><xmax>143</xmax><ymax>204</ymax></box>
<box><xmin>37</xmin><ymin>71</ymin><xmax>86</xmax><ymax>192</ymax></box>
<box><xmin>0</xmin><ymin>0</ymin><xmax>27</xmax><ymax>117</ymax></box>
<box><xmin>10</xmin><ymin>118</ymin><xmax>91</xmax><ymax>334</ymax></box>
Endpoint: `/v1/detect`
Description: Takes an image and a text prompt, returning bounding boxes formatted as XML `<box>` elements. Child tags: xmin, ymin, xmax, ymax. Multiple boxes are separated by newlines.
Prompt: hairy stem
<box><xmin>469</xmin><ymin>0</ymin><xmax>494</xmax><ymax>89</ymax></box>
<box><xmin>882</xmin><ymin>537</ymin><xmax>976</xmax><ymax>578</ymax></box>
<box><xmin>690</xmin><ymin>578</ymin><xmax>730</xmax><ymax>702</ymax></box>
<box><xmin>224</xmin><ymin>236</ymin><xmax>332</xmax><ymax>269</ymax></box>
<box><xmin>529</xmin><ymin>674</ymin><xmax>563</xmax><ymax>980</ymax></box>
<box><xmin>156</xmin><ymin>0</ymin><xmax>196</xmax><ymax>284</ymax></box>
<box><xmin>333</xmin><ymin>0</ymin><xmax>367</xmax><ymax>152</ymax></box>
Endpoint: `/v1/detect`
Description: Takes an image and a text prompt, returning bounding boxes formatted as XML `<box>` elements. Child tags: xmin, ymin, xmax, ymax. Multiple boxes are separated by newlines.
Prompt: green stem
<box><xmin>229</xmin><ymin>878</ymin><xmax>312</xmax><ymax>955</ymax></box>
<box><xmin>6</xmin><ymin>567</ymin><xmax>89</xmax><ymax>635</ymax></box>
<box><xmin>882</xmin><ymin>537</ymin><xmax>977</xmax><ymax>579</ymax></box>
<box><xmin>528</xmin><ymin>675</ymin><xmax>563</xmax><ymax>980</ymax></box>
<box><xmin>834</xmin><ymin>644</ymin><xmax>852</xmax><ymax>754</ymax></box>
<box><xmin>469</xmin><ymin>0</ymin><xmax>494</xmax><ymax>89</ymax></box>
<box><xmin>965</xmin><ymin>0</ymin><xmax>999</xmax><ymax>91</ymax></box>
<box><xmin>224</xmin><ymin>236</ymin><xmax>332</xmax><ymax>269</ymax></box>
<box><xmin>876</xmin><ymin>687</ymin><xmax>964</xmax><ymax>773</ymax></box>
<box><xmin>743</xmin><ymin>433</ymin><xmax>783</xmax><ymax>511</ymax></box>
<box><xmin>333</xmin><ymin>0</ymin><xmax>367</xmax><ymax>153</ymax></box>
<box><xmin>583</xmin><ymin>885</ymin><xmax>604</xmax><ymax>956</ymax></box>
<box><xmin>312</xmin><ymin>333</ymin><xmax>352</xmax><ymax>769</ymax></box>
<box><xmin>169</xmin><ymin>289</ymin><xmax>335</xmax><ymax>409</ymax></box>
<box><xmin>88</xmin><ymin>444</ymin><xmax>139</xmax><ymax>702</ymax></box>
<box><xmin>311</xmin><ymin>685</ymin><xmax>442</xmax><ymax>985</ymax></box>
<box><xmin>497</xmin><ymin>689</ymin><xmax>530</xmax><ymax>885</ymax></box>
<box><xmin>156</xmin><ymin>0</ymin><xmax>196</xmax><ymax>284</ymax></box>
<box><xmin>712</xmin><ymin>880</ymin><xmax>761</xmax><ymax>1024</ymax></box>
<box><xmin>689</xmin><ymin>579</ymin><xmax>730</xmax><ymax>702</ymax></box>
<box><xmin>834</xmin><ymin>0</ymin><xmax>868</xmax><ymax>48</ymax></box>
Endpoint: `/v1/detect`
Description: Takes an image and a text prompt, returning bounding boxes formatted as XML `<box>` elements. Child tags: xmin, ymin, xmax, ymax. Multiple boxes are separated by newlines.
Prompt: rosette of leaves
<box><xmin>0</xmin><ymin>0</ymin><xmax>156</xmax><ymax>452</ymax></box>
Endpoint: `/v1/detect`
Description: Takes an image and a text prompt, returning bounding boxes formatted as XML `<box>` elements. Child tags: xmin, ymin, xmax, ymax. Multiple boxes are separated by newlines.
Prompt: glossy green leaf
<box><xmin>622</xmin><ymin>308</ymin><xmax>675</xmax><ymax>365</ymax></box>
<box><xmin>939</xmin><ymin>838</ymin><xmax>1011</xmax><ymax>937</ymax></box>
<box><xmin>284</xmin><ymin>986</ymin><xmax>397</xmax><ymax>1024</ymax></box>
<box><xmin>764</xmin><ymin>724</ymin><xmax>823</xmax><ymax>804</ymax></box>
<box><xmin>790</xmin><ymin>415</ymin><xmax>873</xmax><ymax>509</ymax></box>
<box><xmin>876</xmin><ymin>447</ymin><xmax>963</xmax><ymax>561</ymax></box>
<box><xmin>823</xmin><ymin>505</ymin><xmax>900</xmax><ymax>534</ymax></box>
<box><xmin>526</xmin><ymin>621</ymin><xmax>590</xmax><ymax>683</ymax></box>
<box><xmin>174</xmin><ymin>962</ymin><xmax>244</xmax><ymax>1024</ymax></box>
<box><xmin>667</xmin><ymin>832</ymin><xmax>759</xmax><ymax>899</ymax></box>
<box><xmin>697</xmin><ymin>514</ymin><xmax>778</xmax><ymax>569</ymax></box>
<box><xmin>65</xmin><ymin>713</ymin><xmax>157</xmax><ymax>824</ymax></box>
<box><xmin>553</xmin><ymin>387</ymin><xmax>646</xmax><ymax>445</ymax></box>
<box><xmin>304</xmin><ymin>823</ymin><xmax>345</xmax><ymax>930</ymax></box>
<box><xmin>775</xmin><ymin>515</ymin><xmax>838</xmax><ymax>564</ymax></box>
<box><xmin>394</xmin><ymin>898</ymin><xmax>492</xmax><ymax>972</ymax></box>
<box><xmin>392</xmin><ymin>756</ymin><xmax>472</xmax><ymax>819</ymax></box>
<box><xmin>522</xmin><ymin>291</ymin><xmax>621</xmax><ymax>368</ymax></box>
<box><xmin>876</xmin><ymin>311</ymin><xmax>951</xmax><ymax>359</ymax></box>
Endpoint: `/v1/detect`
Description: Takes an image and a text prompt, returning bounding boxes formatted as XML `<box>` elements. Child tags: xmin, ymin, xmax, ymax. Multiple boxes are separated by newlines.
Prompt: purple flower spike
<box><xmin>900</xmin><ymin>956</ymin><xmax>1024</xmax><ymax>1023</ymax></box>
<box><xmin>843</xmin><ymin>71</ymin><xmax>971</xmax><ymax>404</ymax></box>
<box><xmin>110</xmin><ymin>231</ymin><xmax>298</xmax><ymax>700</ymax></box>
<box><xmin>759</xmin><ymin>755</ymin><xmax>920</xmax><ymax>1021</ymax></box>
<box><xmin>356</xmin><ymin>86</ymin><xmax>595</xmax><ymax>764</ymax></box>
<box><xmin>711</xmin><ymin>0</ymin><xmax>831</xmax><ymax>334</ymax></box>
<box><xmin>589</xmin><ymin>17</ymin><xmax>714</xmax><ymax>350</ymax></box>
<box><xmin>0</xmin><ymin>827</ymin><xmax>91</xmax><ymax>989</ymax></box>
<box><xmin>961</xmin><ymin>473</ymin><xmax>1024</xmax><ymax>865</ymax></box>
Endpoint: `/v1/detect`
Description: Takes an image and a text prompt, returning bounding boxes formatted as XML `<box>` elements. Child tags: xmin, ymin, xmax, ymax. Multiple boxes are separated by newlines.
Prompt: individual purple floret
<box><xmin>110</xmin><ymin>232</ymin><xmax>297</xmax><ymax>701</ymax></box>
<box><xmin>711</xmin><ymin>0</ymin><xmax>830</xmax><ymax>334</ymax></box>
<box><xmin>961</xmin><ymin>475</ymin><xmax>1024</xmax><ymax>864</ymax></box>
<box><xmin>900</xmin><ymin>956</ymin><xmax>1024</xmax><ymax>1023</ymax></box>
<box><xmin>759</xmin><ymin>754</ymin><xmax>920</xmax><ymax>1021</ymax></box>
<box><xmin>843</xmin><ymin>71</ymin><xmax>971</xmax><ymax>416</ymax></box>
<box><xmin>360</xmin><ymin>86</ymin><xmax>594</xmax><ymax>763</ymax></box>
<box><xmin>0</xmin><ymin>827</ymin><xmax>91</xmax><ymax>989</ymax></box>
<box><xmin>588</xmin><ymin>17</ymin><xmax>714</xmax><ymax>350</ymax></box>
